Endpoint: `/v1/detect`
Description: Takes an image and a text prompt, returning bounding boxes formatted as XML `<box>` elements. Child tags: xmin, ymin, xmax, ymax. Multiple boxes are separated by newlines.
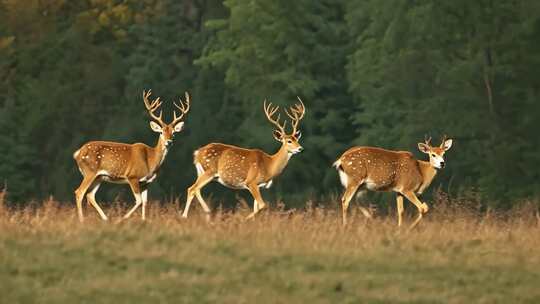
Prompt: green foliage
<box><xmin>0</xmin><ymin>0</ymin><xmax>539</xmax><ymax>206</ymax></box>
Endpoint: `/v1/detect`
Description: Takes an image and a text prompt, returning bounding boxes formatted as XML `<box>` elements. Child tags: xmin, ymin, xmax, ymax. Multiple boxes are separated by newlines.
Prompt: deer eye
<box><xmin>287</xmin><ymin>139</ymin><xmax>293</xmax><ymax>144</ymax></box>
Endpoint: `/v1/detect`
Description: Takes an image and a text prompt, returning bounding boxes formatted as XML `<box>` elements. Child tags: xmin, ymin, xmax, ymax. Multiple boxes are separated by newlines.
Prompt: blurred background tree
<box><xmin>0</xmin><ymin>0</ymin><xmax>538</xmax><ymax>209</ymax></box>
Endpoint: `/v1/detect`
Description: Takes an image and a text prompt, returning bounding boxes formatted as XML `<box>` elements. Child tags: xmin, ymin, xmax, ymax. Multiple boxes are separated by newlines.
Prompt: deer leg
<box><xmin>195</xmin><ymin>189</ymin><xmax>212</xmax><ymax>223</ymax></box>
<box><xmin>245</xmin><ymin>184</ymin><xmax>267</xmax><ymax>219</ymax></box>
<box><xmin>341</xmin><ymin>183</ymin><xmax>360</xmax><ymax>225</ymax></box>
<box><xmin>182</xmin><ymin>190</ymin><xmax>195</xmax><ymax>218</ymax></box>
<box><xmin>195</xmin><ymin>191</ymin><xmax>211</xmax><ymax>212</ymax></box>
<box><xmin>402</xmin><ymin>191</ymin><xmax>429</xmax><ymax>229</ymax></box>
<box><xmin>86</xmin><ymin>181</ymin><xmax>108</xmax><ymax>221</ymax></box>
<box><xmin>253</xmin><ymin>199</ymin><xmax>259</xmax><ymax>213</ymax></box>
<box><xmin>355</xmin><ymin>190</ymin><xmax>372</xmax><ymax>219</ymax></box>
<box><xmin>396</xmin><ymin>194</ymin><xmax>404</xmax><ymax>227</ymax></box>
<box><xmin>182</xmin><ymin>172</ymin><xmax>214</xmax><ymax>218</ymax></box>
<box><xmin>141</xmin><ymin>185</ymin><xmax>148</xmax><ymax>221</ymax></box>
<box><xmin>74</xmin><ymin>175</ymin><xmax>96</xmax><ymax>222</ymax></box>
<box><xmin>123</xmin><ymin>179</ymin><xmax>143</xmax><ymax>220</ymax></box>
<box><xmin>358</xmin><ymin>207</ymin><xmax>372</xmax><ymax>219</ymax></box>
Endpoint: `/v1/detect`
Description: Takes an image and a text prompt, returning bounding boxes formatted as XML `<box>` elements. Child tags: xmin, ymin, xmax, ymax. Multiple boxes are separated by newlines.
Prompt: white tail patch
<box><xmin>334</xmin><ymin>159</ymin><xmax>349</xmax><ymax>188</ymax></box>
<box><xmin>338</xmin><ymin>169</ymin><xmax>348</xmax><ymax>188</ymax></box>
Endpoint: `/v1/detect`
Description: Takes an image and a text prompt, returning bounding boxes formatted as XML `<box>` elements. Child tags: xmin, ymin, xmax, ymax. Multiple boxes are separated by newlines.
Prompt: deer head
<box><xmin>264</xmin><ymin>97</ymin><xmax>306</xmax><ymax>154</ymax></box>
<box><xmin>143</xmin><ymin>90</ymin><xmax>190</xmax><ymax>147</ymax></box>
<box><xmin>418</xmin><ymin>135</ymin><xmax>453</xmax><ymax>169</ymax></box>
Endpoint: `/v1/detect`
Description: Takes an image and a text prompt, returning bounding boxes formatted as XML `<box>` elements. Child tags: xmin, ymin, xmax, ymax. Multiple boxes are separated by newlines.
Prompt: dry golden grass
<box><xmin>1</xmin><ymin>191</ymin><xmax>540</xmax><ymax>303</ymax></box>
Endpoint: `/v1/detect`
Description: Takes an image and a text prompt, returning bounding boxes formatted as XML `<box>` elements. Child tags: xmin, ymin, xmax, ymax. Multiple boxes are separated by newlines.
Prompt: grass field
<box><xmin>1</xmin><ymin>193</ymin><xmax>540</xmax><ymax>303</ymax></box>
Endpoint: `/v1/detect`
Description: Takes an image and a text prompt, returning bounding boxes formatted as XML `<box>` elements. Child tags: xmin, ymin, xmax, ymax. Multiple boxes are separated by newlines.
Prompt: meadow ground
<box><xmin>1</xmin><ymin>193</ymin><xmax>540</xmax><ymax>304</ymax></box>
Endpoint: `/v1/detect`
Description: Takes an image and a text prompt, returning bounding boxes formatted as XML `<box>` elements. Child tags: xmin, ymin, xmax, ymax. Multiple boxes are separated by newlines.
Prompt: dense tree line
<box><xmin>1</xmin><ymin>0</ymin><xmax>539</xmax><ymax>208</ymax></box>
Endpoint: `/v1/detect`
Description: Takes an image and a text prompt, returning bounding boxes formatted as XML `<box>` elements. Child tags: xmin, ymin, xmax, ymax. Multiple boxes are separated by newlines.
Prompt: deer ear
<box><xmin>442</xmin><ymin>139</ymin><xmax>453</xmax><ymax>151</ymax></box>
<box><xmin>173</xmin><ymin>122</ymin><xmax>184</xmax><ymax>133</ymax></box>
<box><xmin>295</xmin><ymin>131</ymin><xmax>302</xmax><ymax>139</ymax></box>
<box><xmin>150</xmin><ymin>121</ymin><xmax>162</xmax><ymax>133</ymax></box>
<box><xmin>273</xmin><ymin>130</ymin><xmax>283</xmax><ymax>141</ymax></box>
<box><xmin>418</xmin><ymin>143</ymin><xmax>430</xmax><ymax>154</ymax></box>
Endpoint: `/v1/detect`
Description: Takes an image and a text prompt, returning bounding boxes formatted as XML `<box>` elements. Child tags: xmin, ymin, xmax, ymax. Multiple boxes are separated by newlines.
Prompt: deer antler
<box><xmin>172</xmin><ymin>92</ymin><xmax>191</xmax><ymax>126</ymax></box>
<box><xmin>285</xmin><ymin>97</ymin><xmax>306</xmax><ymax>134</ymax></box>
<box><xmin>143</xmin><ymin>89</ymin><xmax>164</xmax><ymax>126</ymax></box>
<box><xmin>264</xmin><ymin>100</ymin><xmax>286</xmax><ymax>135</ymax></box>
<box><xmin>424</xmin><ymin>134</ymin><xmax>432</xmax><ymax>146</ymax></box>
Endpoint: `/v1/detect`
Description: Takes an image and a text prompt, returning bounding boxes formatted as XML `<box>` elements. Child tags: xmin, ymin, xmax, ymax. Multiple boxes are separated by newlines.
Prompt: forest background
<box><xmin>1</xmin><ymin>0</ymin><xmax>539</xmax><ymax>209</ymax></box>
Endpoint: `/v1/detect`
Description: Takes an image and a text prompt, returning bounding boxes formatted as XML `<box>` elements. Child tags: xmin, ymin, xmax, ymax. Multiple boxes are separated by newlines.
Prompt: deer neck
<box><xmin>148</xmin><ymin>135</ymin><xmax>169</xmax><ymax>172</ymax></box>
<box><xmin>417</xmin><ymin>160</ymin><xmax>437</xmax><ymax>193</ymax></box>
<box><xmin>267</xmin><ymin>143</ymin><xmax>292</xmax><ymax>178</ymax></box>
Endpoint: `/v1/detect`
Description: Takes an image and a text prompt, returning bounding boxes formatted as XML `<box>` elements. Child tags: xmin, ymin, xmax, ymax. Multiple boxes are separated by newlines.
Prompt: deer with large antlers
<box><xmin>73</xmin><ymin>90</ymin><xmax>190</xmax><ymax>222</ymax></box>
<box><xmin>181</xmin><ymin>98</ymin><xmax>306</xmax><ymax>219</ymax></box>
<box><xmin>334</xmin><ymin>135</ymin><xmax>453</xmax><ymax>228</ymax></box>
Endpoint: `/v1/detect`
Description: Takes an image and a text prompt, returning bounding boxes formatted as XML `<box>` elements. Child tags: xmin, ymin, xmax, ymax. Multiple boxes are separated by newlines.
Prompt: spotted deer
<box><xmin>334</xmin><ymin>136</ymin><xmax>453</xmax><ymax>228</ymax></box>
<box><xmin>182</xmin><ymin>98</ymin><xmax>306</xmax><ymax>219</ymax></box>
<box><xmin>73</xmin><ymin>90</ymin><xmax>190</xmax><ymax>222</ymax></box>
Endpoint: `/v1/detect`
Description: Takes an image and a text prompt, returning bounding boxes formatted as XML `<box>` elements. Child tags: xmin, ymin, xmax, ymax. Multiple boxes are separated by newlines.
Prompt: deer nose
<box><xmin>439</xmin><ymin>161</ymin><xmax>445</xmax><ymax>168</ymax></box>
<box><xmin>298</xmin><ymin>147</ymin><xmax>304</xmax><ymax>152</ymax></box>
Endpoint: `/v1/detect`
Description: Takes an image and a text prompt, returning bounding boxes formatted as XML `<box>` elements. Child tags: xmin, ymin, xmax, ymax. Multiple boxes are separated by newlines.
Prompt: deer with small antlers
<box><xmin>73</xmin><ymin>90</ymin><xmax>190</xmax><ymax>222</ymax></box>
<box><xmin>334</xmin><ymin>135</ymin><xmax>453</xmax><ymax>228</ymax></box>
<box><xmin>181</xmin><ymin>98</ymin><xmax>306</xmax><ymax>219</ymax></box>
